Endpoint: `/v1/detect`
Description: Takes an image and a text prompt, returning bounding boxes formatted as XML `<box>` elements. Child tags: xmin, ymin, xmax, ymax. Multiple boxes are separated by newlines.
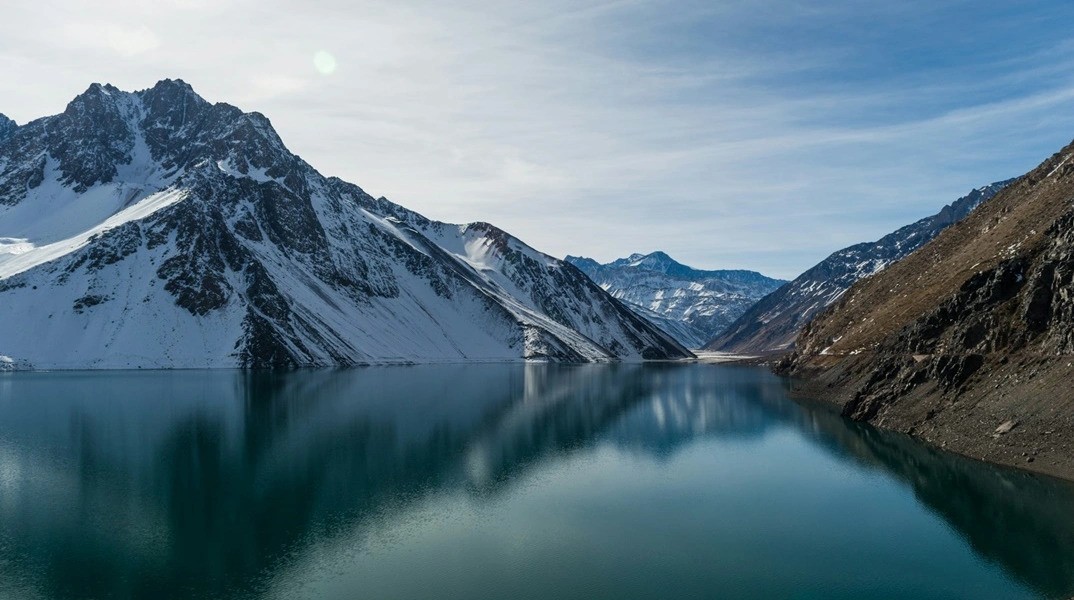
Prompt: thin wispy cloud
<box><xmin>2</xmin><ymin>0</ymin><xmax>1073</xmax><ymax>277</ymax></box>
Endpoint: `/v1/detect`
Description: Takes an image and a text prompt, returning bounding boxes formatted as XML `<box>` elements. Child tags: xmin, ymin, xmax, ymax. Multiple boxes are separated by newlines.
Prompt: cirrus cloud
<box><xmin>3</xmin><ymin>1</ymin><xmax>1074</xmax><ymax>278</ymax></box>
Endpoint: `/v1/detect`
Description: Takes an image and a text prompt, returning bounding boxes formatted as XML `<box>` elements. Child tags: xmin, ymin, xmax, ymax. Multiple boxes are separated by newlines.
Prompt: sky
<box><xmin>3</xmin><ymin>1</ymin><xmax>1074</xmax><ymax>278</ymax></box>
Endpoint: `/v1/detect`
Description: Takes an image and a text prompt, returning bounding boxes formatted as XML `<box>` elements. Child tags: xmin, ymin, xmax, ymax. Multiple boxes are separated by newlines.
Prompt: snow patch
<box><xmin>216</xmin><ymin>157</ymin><xmax>276</xmax><ymax>183</ymax></box>
<box><xmin>0</xmin><ymin>355</ymin><xmax>32</xmax><ymax>371</ymax></box>
<box><xmin>0</xmin><ymin>238</ymin><xmax>33</xmax><ymax>255</ymax></box>
<box><xmin>1048</xmin><ymin>154</ymin><xmax>1071</xmax><ymax>178</ymax></box>
<box><xmin>0</xmin><ymin>188</ymin><xmax>188</xmax><ymax>280</ymax></box>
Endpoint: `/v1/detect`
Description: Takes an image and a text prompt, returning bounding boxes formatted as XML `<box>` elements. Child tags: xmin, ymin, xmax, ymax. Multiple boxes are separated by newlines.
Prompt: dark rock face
<box><xmin>0</xmin><ymin>80</ymin><xmax>692</xmax><ymax>368</ymax></box>
<box><xmin>813</xmin><ymin>209</ymin><xmax>1074</xmax><ymax>422</ymax></box>
<box><xmin>783</xmin><ymin>139</ymin><xmax>1074</xmax><ymax>480</ymax></box>
<box><xmin>708</xmin><ymin>181</ymin><xmax>1013</xmax><ymax>354</ymax></box>
<box><xmin>0</xmin><ymin>114</ymin><xmax>15</xmax><ymax>144</ymax></box>
<box><xmin>566</xmin><ymin>252</ymin><xmax>785</xmax><ymax>348</ymax></box>
<box><xmin>53</xmin><ymin>84</ymin><xmax>137</xmax><ymax>192</ymax></box>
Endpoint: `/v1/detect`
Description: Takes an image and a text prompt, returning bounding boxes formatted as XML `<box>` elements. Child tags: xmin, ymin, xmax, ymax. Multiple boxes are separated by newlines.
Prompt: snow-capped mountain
<box><xmin>706</xmin><ymin>180</ymin><xmax>1014</xmax><ymax>354</ymax></box>
<box><xmin>0</xmin><ymin>80</ymin><xmax>691</xmax><ymax>369</ymax></box>
<box><xmin>565</xmin><ymin>252</ymin><xmax>786</xmax><ymax>348</ymax></box>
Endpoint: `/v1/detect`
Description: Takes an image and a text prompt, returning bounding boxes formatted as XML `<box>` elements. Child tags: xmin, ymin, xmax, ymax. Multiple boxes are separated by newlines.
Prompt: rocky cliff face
<box><xmin>565</xmin><ymin>252</ymin><xmax>785</xmax><ymax>348</ymax></box>
<box><xmin>782</xmin><ymin>141</ymin><xmax>1074</xmax><ymax>480</ymax></box>
<box><xmin>0</xmin><ymin>114</ymin><xmax>15</xmax><ymax>144</ymax></box>
<box><xmin>708</xmin><ymin>181</ymin><xmax>1012</xmax><ymax>354</ymax></box>
<box><xmin>0</xmin><ymin>80</ymin><xmax>691</xmax><ymax>368</ymax></box>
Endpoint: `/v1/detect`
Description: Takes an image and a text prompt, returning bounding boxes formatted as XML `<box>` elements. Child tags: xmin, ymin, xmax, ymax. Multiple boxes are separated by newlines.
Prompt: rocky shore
<box><xmin>778</xmin><ymin>353</ymin><xmax>1074</xmax><ymax>482</ymax></box>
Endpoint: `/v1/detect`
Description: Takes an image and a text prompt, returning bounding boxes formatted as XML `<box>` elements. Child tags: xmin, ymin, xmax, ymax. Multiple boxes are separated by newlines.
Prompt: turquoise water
<box><xmin>0</xmin><ymin>363</ymin><xmax>1071</xmax><ymax>599</ymax></box>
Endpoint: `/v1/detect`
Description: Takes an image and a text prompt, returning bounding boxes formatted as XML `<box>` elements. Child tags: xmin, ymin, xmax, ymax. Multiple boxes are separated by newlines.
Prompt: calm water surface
<box><xmin>0</xmin><ymin>364</ymin><xmax>1072</xmax><ymax>600</ymax></box>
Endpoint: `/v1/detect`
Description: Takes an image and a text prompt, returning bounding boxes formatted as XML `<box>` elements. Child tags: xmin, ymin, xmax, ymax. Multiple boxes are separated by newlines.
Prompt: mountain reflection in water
<box><xmin>0</xmin><ymin>364</ymin><xmax>1071</xmax><ymax>600</ymax></box>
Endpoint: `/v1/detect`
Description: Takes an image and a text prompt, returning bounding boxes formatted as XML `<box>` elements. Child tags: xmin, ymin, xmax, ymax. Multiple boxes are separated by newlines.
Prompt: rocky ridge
<box><xmin>707</xmin><ymin>181</ymin><xmax>1013</xmax><ymax>354</ymax></box>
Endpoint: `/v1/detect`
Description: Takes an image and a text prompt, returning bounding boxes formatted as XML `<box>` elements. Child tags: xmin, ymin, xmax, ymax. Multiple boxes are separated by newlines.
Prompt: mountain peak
<box><xmin>64</xmin><ymin>82</ymin><xmax>127</xmax><ymax>117</ymax></box>
<box><xmin>66</xmin><ymin>79</ymin><xmax>210</xmax><ymax>115</ymax></box>
<box><xmin>621</xmin><ymin>250</ymin><xmax>684</xmax><ymax>273</ymax></box>
<box><xmin>564</xmin><ymin>255</ymin><xmax>601</xmax><ymax>271</ymax></box>
<box><xmin>150</xmin><ymin>78</ymin><xmax>196</xmax><ymax>93</ymax></box>
<box><xmin>138</xmin><ymin>78</ymin><xmax>211</xmax><ymax>119</ymax></box>
<box><xmin>2</xmin><ymin>80</ymin><xmax>301</xmax><ymax>198</ymax></box>
<box><xmin>84</xmin><ymin>82</ymin><xmax>121</xmax><ymax>96</ymax></box>
<box><xmin>637</xmin><ymin>250</ymin><xmax>676</xmax><ymax>265</ymax></box>
<box><xmin>614</xmin><ymin>251</ymin><xmax>675</xmax><ymax>268</ymax></box>
<box><xmin>141</xmin><ymin>78</ymin><xmax>208</xmax><ymax>106</ymax></box>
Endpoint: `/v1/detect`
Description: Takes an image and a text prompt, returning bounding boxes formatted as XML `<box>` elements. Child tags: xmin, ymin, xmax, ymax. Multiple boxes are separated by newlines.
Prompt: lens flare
<box><xmin>313</xmin><ymin>51</ymin><xmax>337</xmax><ymax>75</ymax></box>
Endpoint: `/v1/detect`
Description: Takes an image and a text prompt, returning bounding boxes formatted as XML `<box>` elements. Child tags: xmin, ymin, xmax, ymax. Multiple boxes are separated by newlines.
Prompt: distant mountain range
<box><xmin>0</xmin><ymin>80</ymin><xmax>691</xmax><ymax>369</ymax></box>
<box><xmin>566</xmin><ymin>252</ymin><xmax>785</xmax><ymax>348</ymax></box>
<box><xmin>706</xmin><ymin>180</ymin><xmax>1013</xmax><ymax>354</ymax></box>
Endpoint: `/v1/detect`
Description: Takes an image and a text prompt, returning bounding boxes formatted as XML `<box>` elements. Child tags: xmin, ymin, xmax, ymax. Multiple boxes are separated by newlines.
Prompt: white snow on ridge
<box><xmin>0</xmin><ymin>188</ymin><xmax>187</xmax><ymax>280</ymax></box>
<box><xmin>0</xmin><ymin>238</ymin><xmax>247</xmax><ymax>369</ymax></box>
<box><xmin>0</xmin><ymin>95</ymin><xmax>178</xmax><ymax>253</ymax></box>
<box><xmin>0</xmin><ymin>171</ymin><xmax>153</xmax><ymax>246</ymax></box>
<box><xmin>0</xmin><ymin>238</ymin><xmax>33</xmax><ymax>255</ymax></box>
<box><xmin>1048</xmin><ymin>154</ymin><xmax>1071</xmax><ymax>178</ymax></box>
<box><xmin>393</xmin><ymin>223</ymin><xmax>616</xmax><ymax>361</ymax></box>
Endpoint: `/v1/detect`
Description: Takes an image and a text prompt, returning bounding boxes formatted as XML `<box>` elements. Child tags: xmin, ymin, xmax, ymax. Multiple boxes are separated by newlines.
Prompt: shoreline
<box><xmin>690</xmin><ymin>350</ymin><xmax>786</xmax><ymax>366</ymax></box>
<box><xmin>779</xmin><ymin>360</ymin><xmax>1074</xmax><ymax>484</ymax></box>
<box><xmin>698</xmin><ymin>350</ymin><xmax>1074</xmax><ymax>483</ymax></box>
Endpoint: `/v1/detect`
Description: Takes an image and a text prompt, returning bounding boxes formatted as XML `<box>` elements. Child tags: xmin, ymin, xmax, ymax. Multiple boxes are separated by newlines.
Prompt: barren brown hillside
<box><xmin>800</xmin><ymin>139</ymin><xmax>1074</xmax><ymax>356</ymax></box>
<box><xmin>785</xmin><ymin>137</ymin><xmax>1074</xmax><ymax>480</ymax></box>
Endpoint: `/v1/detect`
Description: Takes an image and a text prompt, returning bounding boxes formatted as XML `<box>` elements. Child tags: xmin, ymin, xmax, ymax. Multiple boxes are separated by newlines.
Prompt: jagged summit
<box><xmin>619</xmin><ymin>251</ymin><xmax>677</xmax><ymax>271</ymax></box>
<box><xmin>636</xmin><ymin>250</ymin><xmax>671</xmax><ymax>262</ymax></box>
<box><xmin>0</xmin><ymin>81</ymin><xmax>691</xmax><ymax>368</ymax></box>
<box><xmin>74</xmin><ymin>79</ymin><xmax>203</xmax><ymax>107</ymax></box>
<box><xmin>603</xmin><ymin>250</ymin><xmax>783</xmax><ymax>286</ymax></box>
<box><xmin>146</xmin><ymin>77</ymin><xmax>198</xmax><ymax>95</ymax></box>
<box><xmin>567</xmin><ymin>252</ymin><xmax>785</xmax><ymax>348</ymax></box>
<box><xmin>564</xmin><ymin>255</ymin><xmax>602</xmax><ymax>270</ymax></box>
<box><xmin>0</xmin><ymin>78</ymin><xmax>308</xmax><ymax>205</ymax></box>
<box><xmin>610</xmin><ymin>251</ymin><xmax>672</xmax><ymax>267</ymax></box>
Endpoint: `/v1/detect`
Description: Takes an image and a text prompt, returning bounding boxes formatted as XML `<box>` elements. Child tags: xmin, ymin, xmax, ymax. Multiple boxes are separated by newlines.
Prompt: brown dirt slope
<box><xmin>784</xmin><ymin>137</ymin><xmax>1074</xmax><ymax>480</ymax></box>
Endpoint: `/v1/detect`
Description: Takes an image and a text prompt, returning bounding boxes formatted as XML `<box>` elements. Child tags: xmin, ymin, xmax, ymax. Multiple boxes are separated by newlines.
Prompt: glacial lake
<box><xmin>0</xmin><ymin>364</ymin><xmax>1072</xmax><ymax>600</ymax></box>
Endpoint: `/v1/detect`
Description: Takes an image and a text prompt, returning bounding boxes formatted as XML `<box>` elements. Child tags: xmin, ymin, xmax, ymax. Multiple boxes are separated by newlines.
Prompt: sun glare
<box><xmin>313</xmin><ymin>50</ymin><xmax>337</xmax><ymax>75</ymax></box>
